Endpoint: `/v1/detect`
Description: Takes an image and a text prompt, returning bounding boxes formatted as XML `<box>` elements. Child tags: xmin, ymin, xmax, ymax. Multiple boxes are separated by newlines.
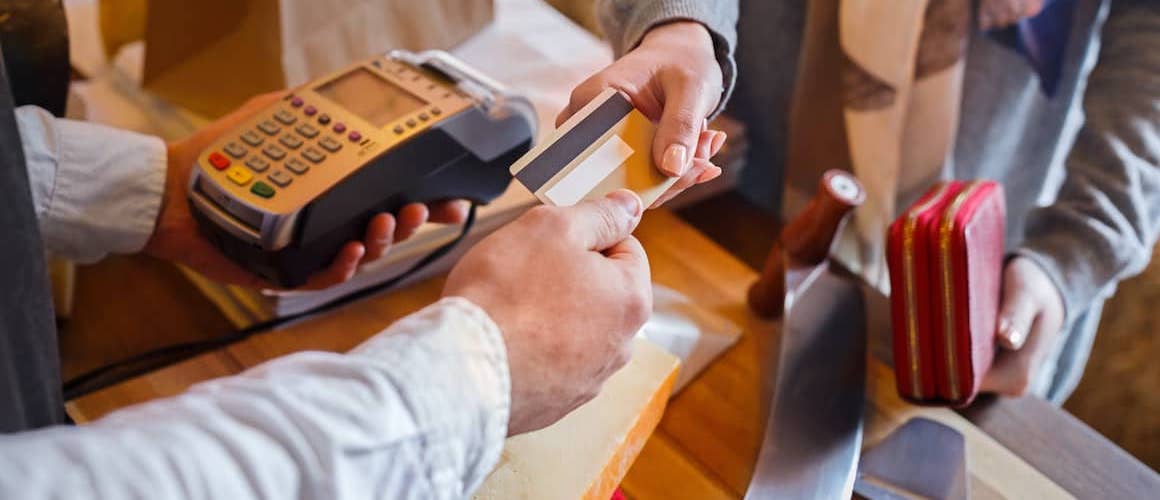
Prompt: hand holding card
<box><xmin>512</xmin><ymin>89</ymin><xmax>723</xmax><ymax>208</ymax></box>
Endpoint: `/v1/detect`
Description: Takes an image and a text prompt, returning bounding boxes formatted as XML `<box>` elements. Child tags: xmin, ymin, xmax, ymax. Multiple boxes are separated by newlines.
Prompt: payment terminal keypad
<box><xmin>279</xmin><ymin>134</ymin><xmax>304</xmax><ymax>150</ymax></box>
<box><xmin>302</xmin><ymin>147</ymin><xmax>326</xmax><ymax>164</ymax></box>
<box><xmin>251</xmin><ymin>181</ymin><xmax>275</xmax><ymax>199</ymax></box>
<box><xmin>295</xmin><ymin>123</ymin><xmax>319</xmax><ymax>138</ymax></box>
<box><xmin>274</xmin><ymin>109</ymin><xmax>297</xmax><ymax>125</ymax></box>
<box><xmin>245</xmin><ymin>156</ymin><xmax>270</xmax><ymax>172</ymax></box>
<box><xmin>318</xmin><ymin>137</ymin><xmax>343</xmax><ymax>153</ymax></box>
<box><xmin>263</xmin><ymin>144</ymin><xmax>287</xmax><ymax>161</ymax></box>
<box><xmin>209</xmin><ymin>152</ymin><xmax>231</xmax><ymax>170</ymax></box>
<box><xmin>224</xmin><ymin>142</ymin><xmax>248</xmax><ymax>158</ymax></box>
<box><xmin>241</xmin><ymin>130</ymin><xmax>264</xmax><ymax>146</ymax></box>
<box><xmin>258</xmin><ymin>120</ymin><xmax>282</xmax><ymax>136</ymax></box>
<box><xmin>286</xmin><ymin>158</ymin><xmax>310</xmax><ymax>175</ymax></box>
<box><xmin>226</xmin><ymin>166</ymin><xmax>252</xmax><ymax>186</ymax></box>
<box><xmin>222</xmin><ymin>90</ymin><xmax>420</xmax><ymax>201</ymax></box>
<box><xmin>268</xmin><ymin>170</ymin><xmax>293</xmax><ymax>187</ymax></box>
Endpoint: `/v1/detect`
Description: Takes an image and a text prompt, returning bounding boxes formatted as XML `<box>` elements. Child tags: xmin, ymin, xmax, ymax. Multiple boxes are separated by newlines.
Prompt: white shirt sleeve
<box><xmin>15</xmin><ymin>105</ymin><xmax>167</xmax><ymax>263</ymax></box>
<box><xmin>0</xmin><ymin>297</ymin><xmax>511</xmax><ymax>500</ymax></box>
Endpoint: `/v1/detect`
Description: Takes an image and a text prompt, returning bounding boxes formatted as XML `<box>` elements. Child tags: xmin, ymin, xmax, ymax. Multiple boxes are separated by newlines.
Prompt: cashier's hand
<box><xmin>444</xmin><ymin>190</ymin><xmax>651</xmax><ymax>435</ymax></box>
<box><xmin>144</xmin><ymin>92</ymin><xmax>470</xmax><ymax>290</ymax></box>
<box><xmin>981</xmin><ymin>257</ymin><xmax>1066</xmax><ymax>397</ymax></box>
<box><xmin>559</xmin><ymin>21</ymin><xmax>727</xmax><ymax>208</ymax></box>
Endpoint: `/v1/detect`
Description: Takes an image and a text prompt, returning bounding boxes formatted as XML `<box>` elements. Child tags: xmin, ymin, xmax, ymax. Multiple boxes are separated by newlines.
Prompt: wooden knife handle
<box><xmin>780</xmin><ymin>169</ymin><xmax>866</xmax><ymax>266</ymax></box>
<box><xmin>747</xmin><ymin>170</ymin><xmax>864</xmax><ymax>319</ymax></box>
<box><xmin>747</xmin><ymin>240</ymin><xmax>787</xmax><ymax>318</ymax></box>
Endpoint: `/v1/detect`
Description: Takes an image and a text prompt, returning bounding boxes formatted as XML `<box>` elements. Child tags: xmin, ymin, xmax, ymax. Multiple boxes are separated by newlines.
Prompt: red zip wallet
<box><xmin>887</xmin><ymin>180</ymin><xmax>1005</xmax><ymax>407</ymax></box>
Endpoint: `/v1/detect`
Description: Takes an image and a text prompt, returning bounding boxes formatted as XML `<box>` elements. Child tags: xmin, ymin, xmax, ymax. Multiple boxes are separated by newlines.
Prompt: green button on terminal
<box><xmin>251</xmin><ymin>181</ymin><xmax>276</xmax><ymax>199</ymax></box>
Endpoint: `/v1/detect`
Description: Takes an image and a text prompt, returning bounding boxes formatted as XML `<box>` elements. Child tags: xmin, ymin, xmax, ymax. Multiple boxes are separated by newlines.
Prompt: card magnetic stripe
<box><xmin>515</xmin><ymin>94</ymin><xmax>634</xmax><ymax>192</ymax></box>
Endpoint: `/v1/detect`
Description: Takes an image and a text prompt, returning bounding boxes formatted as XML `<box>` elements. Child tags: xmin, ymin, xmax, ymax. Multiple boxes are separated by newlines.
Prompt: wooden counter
<box><xmin>66</xmin><ymin>209</ymin><xmax>1159</xmax><ymax>498</ymax></box>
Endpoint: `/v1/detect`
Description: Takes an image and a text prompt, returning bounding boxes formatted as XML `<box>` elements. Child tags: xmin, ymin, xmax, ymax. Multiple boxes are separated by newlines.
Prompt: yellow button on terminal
<box><xmin>226</xmin><ymin>166</ymin><xmax>253</xmax><ymax>186</ymax></box>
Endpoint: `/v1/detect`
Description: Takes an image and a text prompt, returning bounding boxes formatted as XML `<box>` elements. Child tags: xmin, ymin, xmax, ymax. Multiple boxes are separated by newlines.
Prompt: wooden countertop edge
<box><xmin>959</xmin><ymin>395</ymin><xmax>1160</xmax><ymax>498</ymax></box>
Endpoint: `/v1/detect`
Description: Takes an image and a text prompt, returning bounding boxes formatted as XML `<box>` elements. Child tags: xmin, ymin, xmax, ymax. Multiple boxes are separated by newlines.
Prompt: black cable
<box><xmin>63</xmin><ymin>204</ymin><xmax>478</xmax><ymax>400</ymax></box>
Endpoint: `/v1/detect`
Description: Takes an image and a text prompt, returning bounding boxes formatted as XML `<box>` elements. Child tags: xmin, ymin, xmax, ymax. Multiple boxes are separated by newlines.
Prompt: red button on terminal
<box><xmin>209</xmin><ymin>152</ymin><xmax>231</xmax><ymax>170</ymax></box>
<box><xmin>348</xmin><ymin>131</ymin><xmax>362</xmax><ymax>142</ymax></box>
<box><xmin>303</xmin><ymin>105</ymin><xmax>317</xmax><ymax>117</ymax></box>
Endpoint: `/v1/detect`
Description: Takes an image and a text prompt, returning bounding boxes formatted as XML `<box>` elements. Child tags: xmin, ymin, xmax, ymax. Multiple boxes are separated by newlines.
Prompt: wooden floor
<box><xmin>1064</xmin><ymin>244</ymin><xmax>1160</xmax><ymax>471</ymax></box>
<box><xmin>59</xmin><ymin>191</ymin><xmax>1159</xmax><ymax>471</ymax></box>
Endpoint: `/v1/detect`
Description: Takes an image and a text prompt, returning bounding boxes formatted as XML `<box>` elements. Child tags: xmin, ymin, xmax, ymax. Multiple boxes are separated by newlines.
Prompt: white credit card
<box><xmin>510</xmin><ymin>88</ymin><xmax>677</xmax><ymax>207</ymax></box>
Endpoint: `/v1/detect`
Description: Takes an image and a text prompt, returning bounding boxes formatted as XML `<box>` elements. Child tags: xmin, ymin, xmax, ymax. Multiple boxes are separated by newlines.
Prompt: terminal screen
<box><xmin>316</xmin><ymin>68</ymin><xmax>426</xmax><ymax>128</ymax></box>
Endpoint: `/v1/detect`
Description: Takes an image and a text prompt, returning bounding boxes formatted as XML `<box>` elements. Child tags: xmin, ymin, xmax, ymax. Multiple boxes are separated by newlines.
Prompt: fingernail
<box><xmin>1008</xmin><ymin>327</ymin><xmax>1026</xmax><ymax>349</ymax></box>
<box><xmin>663</xmin><ymin>144</ymin><xmax>688</xmax><ymax>177</ymax></box>
<box><xmin>608</xmin><ymin>189</ymin><xmax>643</xmax><ymax>217</ymax></box>
<box><xmin>711</xmin><ymin>131</ymin><xmax>727</xmax><ymax>156</ymax></box>
<box><xmin>998</xmin><ymin>317</ymin><xmax>1026</xmax><ymax>349</ymax></box>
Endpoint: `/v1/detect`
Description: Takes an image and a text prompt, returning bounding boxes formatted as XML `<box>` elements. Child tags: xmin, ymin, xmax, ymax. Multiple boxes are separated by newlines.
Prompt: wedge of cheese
<box><xmin>474</xmin><ymin>338</ymin><xmax>679</xmax><ymax>500</ymax></box>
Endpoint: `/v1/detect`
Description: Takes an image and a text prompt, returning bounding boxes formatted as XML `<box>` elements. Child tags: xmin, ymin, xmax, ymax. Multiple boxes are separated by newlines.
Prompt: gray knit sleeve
<box><xmin>596</xmin><ymin>0</ymin><xmax>740</xmax><ymax>117</ymax></box>
<box><xmin>1016</xmin><ymin>0</ymin><xmax>1160</xmax><ymax>325</ymax></box>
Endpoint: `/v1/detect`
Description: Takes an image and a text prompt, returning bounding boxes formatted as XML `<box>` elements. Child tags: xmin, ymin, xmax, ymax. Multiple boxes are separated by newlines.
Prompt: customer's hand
<box><xmin>145</xmin><ymin>93</ymin><xmax>469</xmax><ymax>290</ymax></box>
<box><xmin>559</xmin><ymin>21</ymin><xmax>727</xmax><ymax>208</ymax></box>
<box><xmin>981</xmin><ymin>256</ymin><xmax>1066</xmax><ymax>396</ymax></box>
<box><xmin>444</xmin><ymin>190</ymin><xmax>652</xmax><ymax>435</ymax></box>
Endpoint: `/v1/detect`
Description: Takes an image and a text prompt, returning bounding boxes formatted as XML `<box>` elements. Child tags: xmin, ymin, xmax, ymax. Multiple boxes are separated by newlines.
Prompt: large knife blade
<box><xmin>855</xmin><ymin>417</ymin><xmax>970</xmax><ymax>500</ymax></box>
<box><xmin>746</xmin><ymin>262</ymin><xmax>869</xmax><ymax>499</ymax></box>
<box><xmin>745</xmin><ymin>170</ymin><xmax>867</xmax><ymax>499</ymax></box>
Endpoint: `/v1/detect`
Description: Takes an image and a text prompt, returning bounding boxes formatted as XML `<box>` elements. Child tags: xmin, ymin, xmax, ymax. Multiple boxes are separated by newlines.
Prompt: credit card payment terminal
<box><xmin>188</xmin><ymin>50</ymin><xmax>536</xmax><ymax>288</ymax></box>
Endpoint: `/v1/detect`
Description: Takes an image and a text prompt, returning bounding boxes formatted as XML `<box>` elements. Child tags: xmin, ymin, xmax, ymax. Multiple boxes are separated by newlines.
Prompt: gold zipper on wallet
<box><xmin>901</xmin><ymin>183</ymin><xmax>950</xmax><ymax>399</ymax></box>
<box><xmin>938</xmin><ymin>181</ymin><xmax>983</xmax><ymax>402</ymax></box>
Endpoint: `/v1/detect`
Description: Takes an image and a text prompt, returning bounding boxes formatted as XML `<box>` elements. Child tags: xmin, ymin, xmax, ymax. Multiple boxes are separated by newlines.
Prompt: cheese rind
<box><xmin>474</xmin><ymin>338</ymin><xmax>680</xmax><ymax>499</ymax></box>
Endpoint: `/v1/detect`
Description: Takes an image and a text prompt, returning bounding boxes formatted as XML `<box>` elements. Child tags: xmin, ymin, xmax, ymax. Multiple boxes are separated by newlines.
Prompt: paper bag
<box><xmin>142</xmin><ymin>0</ymin><xmax>494</xmax><ymax>118</ymax></box>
